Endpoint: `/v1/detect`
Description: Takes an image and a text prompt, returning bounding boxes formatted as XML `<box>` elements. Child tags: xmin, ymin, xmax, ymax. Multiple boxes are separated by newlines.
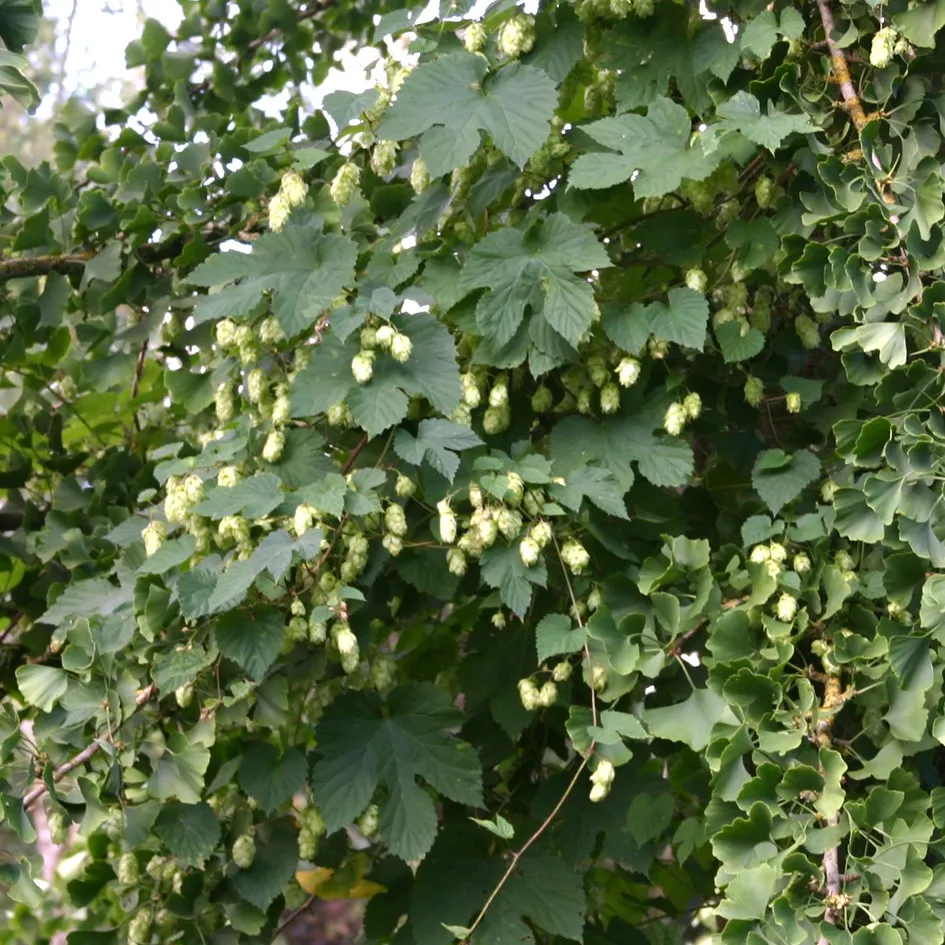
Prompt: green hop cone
<box><xmin>308</xmin><ymin>617</ymin><xmax>327</xmax><ymax>645</ymax></box>
<box><xmin>330</xmin><ymin>162</ymin><xmax>360</xmax><ymax>207</ymax></box>
<box><xmin>870</xmin><ymin>26</ymin><xmax>897</xmax><ymax>68</ymax></box>
<box><xmin>269</xmin><ymin>192</ymin><xmax>289</xmax><ymax>231</ymax></box>
<box><xmin>463</xmin><ymin>20</ymin><xmax>486</xmax><ymax>53</ymax></box>
<box><xmin>351</xmin><ymin>350</ymin><xmax>375</xmax><ymax>384</ymax></box>
<box><xmin>141</xmin><ymin>519</ymin><xmax>166</xmax><ymax>558</ymax></box>
<box><xmin>795</xmin><ymin>314</ymin><xmax>820</xmax><ymax>350</ymax></box>
<box><xmin>498</xmin><ymin>14</ymin><xmax>535</xmax><ymax>57</ymax></box>
<box><xmin>357</xmin><ymin>803</ymin><xmax>380</xmax><ymax>839</ymax></box>
<box><xmin>128</xmin><ymin>910</ymin><xmax>153</xmax><ymax>945</ymax></box>
<box><xmin>262</xmin><ymin>429</ymin><xmax>285</xmax><ymax>463</ymax></box>
<box><xmin>531</xmin><ymin>384</ymin><xmax>553</xmax><ymax>412</ymax></box>
<box><xmin>395</xmin><ymin>473</ymin><xmax>416</xmax><ymax>498</ymax></box>
<box><xmin>447</xmin><ymin>547</ymin><xmax>467</xmax><ymax>576</ymax></box>
<box><xmin>214</xmin><ymin>382</ymin><xmax>234</xmax><ymax>424</ymax></box>
<box><xmin>519</xmin><ymin>536</ymin><xmax>541</xmax><ymax>567</ymax></box>
<box><xmin>517</xmin><ymin>678</ymin><xmax>540</xmax><ymax>710</ymax></box>
<box><xmin>390</xmin><ymin>331</ymin><xmax>413</xmax><ymax>363</ymax></box>
<box><xmin>385</xmin><ymin>503</ymin><xmax>408</xmax><ymax>537</ymax></box>
<box><xmin>683</xmin><ymin>392</ymin><xmax>702</xmax><ymax>421</ymax></box>
<box><xmin>553</xmin><ymin>661</ymin><xmax>573</xmax><ymax>682</ymax></box>
<box><xmin>48</xmin><ymin>809</ymin><xmax>68</xmax><ymax>845</ymax></box>
<box><xmin>754</xmin><ymin>175</ymin><xmax>775</xmax><ymax>209</ymax></box>
<box><xmin>233</xmin><ymin>832</ymin><xmax>256</xmax><ymax>870</ymax></box>
<box><xmin>371</xmin><ymin>139</ymin><xmax>398</xmax><ymax>177</ymax></box>
<box><xmin>744</xmin><ymin>375</ymin><xmax>764</xmax><ymax>407</ymax></box>
<box><xmin>279</xmin><ymin>170</ymin><xmax>307</xmax><ymax>207</ymax></box>
<box><xmin>561</xmin><ymin>539</ymin><xmax>590</xmax><ymax>575</ymax></box>
<box><xmin>664</xmin><ymin>402</ymin><xmax>687</xmax><ymax>436</ymax></box>
<box><xmin>483</xmin><ymin>404</ymin><xmax>511</xmax><ymax>434</ymax></box>
<box><xmin>410</xmin><ymin>157</ymin><xmax>431</xmax><ymax>194</ymax></box>
<box><xmin>600</xmin><ymin>383</ymin><xmax>620</xmax><ymax>415</ymax></box>
<box><xmin>117</xmin><ymin>852</ymin><xmax>139</xmax><ymax>885</ymax></box>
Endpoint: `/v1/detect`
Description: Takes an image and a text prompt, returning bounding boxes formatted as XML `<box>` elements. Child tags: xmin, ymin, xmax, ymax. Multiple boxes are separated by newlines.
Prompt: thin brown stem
<box><xmin>0</xmin><ymin>611</ymin><xmax>24</xmax><ymax>645</ymax></box>
<box><xmin>271</xmin><ymin>895</ymin><xmax>316</xmax><ymax>942</ymax></box>
<box><xmin>0</xmin><ymin>253</ymin><xmax>90</xmax><ymax>281</ymax></box>
<box><xmin>462</xmin><ymin>758</ymin><xmax>588</xmax><ymax>943</ymax></box>
<box><xmin>815</xmin><ymin>673</ymin><xmax>845</xmax><ymax>944</ymax></box>
<box><xmin>815</xmin><ymin>0</ymin><xmax>868</xmax><ymax>131</ymax></box>
<box><xmin>22</xmin><ymin>684</ymin><xmax>156</xmax><ymax>809</ymax></box>
<box><xmin>550</xmin><ymin>534</ymin><xmax>597</xmax><ymax>730</ymax></box>
<box><xmin>341</xmin><ymin>434</ymin><xmax>369</xmax><ymax>475</ymax></box>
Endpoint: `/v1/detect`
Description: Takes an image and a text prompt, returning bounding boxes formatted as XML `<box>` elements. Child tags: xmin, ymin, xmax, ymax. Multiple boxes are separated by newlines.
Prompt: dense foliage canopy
<box><xmin>4</xmin><ymin>0</ymin><xmax>945</xmax><ymax>943</ymax></box>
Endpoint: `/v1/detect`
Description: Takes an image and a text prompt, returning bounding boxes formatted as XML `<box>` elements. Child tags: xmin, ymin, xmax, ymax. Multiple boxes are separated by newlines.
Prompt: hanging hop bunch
<box><xmin>215</xmin><ymin>382</ymin><xmax>234</xmax><ymax>424</ymax></box>
<box><xmin>262</xmin><ymin>429</ymin><xmax>285</xmax><ymax>463</ymax></box>
<box><xmin>663</xmin><ymin>393</ymin><xmax>701</xmax><ymax>436</ymax></box>
<box><xmin>560</xmin><ymin>539</ymin><xmax>590</xmax><ymax>576</ymax></box>
<box><xmin>410</xmin><ymin>157</ymin><xmax>431</xmax><ymax>194</ymax></box>
<box><xmin>128</xmin><ymin>911</ymin><xmax>153</xmax><ymax>945</ymax></box>
<box><xmin>233</xmin><ymin>324</ymin><xmax>259</xmax><ymax>365</ymax></box>
<box><xmin>438</xmin><ymin>499</ymin><xmax>457</xmax><ymax>544</ymax></box>
<box><xmin>375</xmin><ymin>322</ymin><xmax>413</xmax><ymax>363</ymax></box>
<box><xmin>497</xmin><ymin>14</ymin><xmax>535</xmax><ymax>57</ymax></box>
<box><xmin>269</xmin><ymin>170</ymin><xmax>308</xmax><ymax>231</ymax></box>
<box><xmin>245</xmin><ymin>367</ymin><xmax>266</xmax><ymax>405</ymax></box>
<box><xmin>141</xmin><ymin>520</ymin><xmax>166</xmax><ymax>557</ymax></box>
<box><xmin>219</xmin><ymin>514</ymin><xmax>252</xmax><ymax>557</ymax></box>
<box><xmin>232</xmin><ymin>826</ymin><xmax>256</xmax><ymax>869</ymax></box>
<box><xmin>330</xmin><ymin>162</ymin><xmax>360</xmax><ymax>207</ymax></box>
<box><xmin>358</xmin><ymin>803</ymin><xmax>380</xmax><ymax>839</ymax></box>
<box><xmin>298</xmin><ymin>806</ymin><xmax>326</xmax><ymax>860</ymax></box>
<box><xmin>351</xmin><ymin>350</ymin><xmax>375</xmax><ymax>384</ymax></box>
<box><xmin>775</xmin><ymin>593</ymin><xmax>797</xmax><ymax>623</ymax></box>
<box><xmin>383</xmin><ymin>502</ymin><xmax>407</xmax><ymax>557</ymax></box>
<box><xmin>332</xmin><ymin>621</ymin><xmax>360</xmax><ymax>674</ymax></box>
<box><xmin>589</xmin><ymin>758</ymin><xmax>615</xmax><ymax>802</ymax></box>
<box><xmin>483</xmin><ymin>375</ymin><xmax>511</xmax><ymax>434</ymax></box>
<box><xmin>744</xmin><ymin>375</ymin><xmax>764</xmax><ymax>407</ymax></box>
<box><xmin>520</xmin><ymin>519</ymin><xmax>552</xmax><ymax>567</ymax></box>
<box><xmin>870</xmin><ymin>26</ymin><xmax>898</xmax><ymax>68</ymax></box>
<box><xmin>685</xmin><ymin>268</ymin><xmax>707</xmax><ymax>293</ymax></box>
<box><xmin>117</xmin><ymin>852</ymin><xmax>139</xmax><ymax>886</ymax></box>
<box><xmin>164</xmin><ymin>474</ymin><xmax>205</xmax><ymax>525</ymax></box>
<box><xmin>371</xmin><ymin>139</ymin><xmax>399</xmax><ymax>177</ymax></box>
<box><xmin>616</xmin><ymin>356</ymin><xmax>641</xmax><ymax>388</ymax></box>
<box><xmin>258</xmin><ymin>316</ymin><xmax>285</xmax><ymax>347</ymax></box>
<box><xmin>271</xmin><ymin>382</ymin><xmax>290</xmax><ymax>426</ymax></box>
<box><xmin>750</xmin><ymin>541</ymin><xmax>788</xmax><ymax>579</ymax></box>
<box><xmin>518</xmin><ymin>675</ymin><xmax>557</xmax><ymax>710</ymax></box>
<box><xmin>293</xmin><ymin>503</ymin><xmax>318</xmax><ymax>538</ymax></box>
<box><xmin>339</xmin><ymin>524</ymin><xmax>371</xmax><ymax>584</ymax></box>
<box><xmin>464</xmin><ymin>20</ymin><xmax>486</xmax><ymax>53</ymax></box>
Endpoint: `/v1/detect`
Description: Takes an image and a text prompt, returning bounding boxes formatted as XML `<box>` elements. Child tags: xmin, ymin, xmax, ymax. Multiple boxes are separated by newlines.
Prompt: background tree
<box><xmin>2</xmin><ymin>1</ymin><xmax>945</xmax><ymax>945</ymax></box>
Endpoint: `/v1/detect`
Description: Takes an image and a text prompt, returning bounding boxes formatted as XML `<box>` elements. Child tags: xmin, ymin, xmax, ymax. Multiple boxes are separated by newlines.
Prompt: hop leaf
<box><xmin>311</xmin><ymin>684</ymin><xmax>483</xmax><ymax>861</ymax></box>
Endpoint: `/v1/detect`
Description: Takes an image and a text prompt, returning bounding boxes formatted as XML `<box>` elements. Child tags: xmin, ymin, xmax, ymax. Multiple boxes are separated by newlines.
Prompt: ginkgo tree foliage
<box><xmin>4</xmin><ymin>0</ymin><xmax>945</xmax><ymax>942</ymax></box>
